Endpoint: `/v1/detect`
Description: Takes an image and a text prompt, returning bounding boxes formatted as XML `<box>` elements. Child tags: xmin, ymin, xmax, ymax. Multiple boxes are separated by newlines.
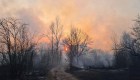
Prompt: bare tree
<box><xmin>111</xmin><ymin>32</ymin><xmax>120</xmax><ymax>55</ymax></box>
<box><xmin>63</xmin><ymin>27</ymin><xmax>92</xmax><ymax>68</ymax></box>
<box><xmin>112</xmin><ymin>15</ymin><xmax>140</xmax><ymax>68</ymax></box>
<box><xmin>44</xmin><ymin>18</ymin><xmax>63</xmax><ymax>69</ymax></box>
<box><xmin>117</xmin><ymin>15</ymin><xmax>140</xmax><ymax>68</ymax></box>
<box><xmin>113</xmin><ymin>32</ymin><xmax>132</xmax><ymax>68</ymax></box>
<box><xmin>0</xmin><ymin>18</ymin><xmax>37</xmax><ymax>78</ymax></box>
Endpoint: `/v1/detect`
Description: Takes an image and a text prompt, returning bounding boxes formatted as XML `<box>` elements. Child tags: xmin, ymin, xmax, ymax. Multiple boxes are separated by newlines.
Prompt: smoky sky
<box><xmin>0</xmin><ymin>0</ymin><xmax>140</xmax><ymax>51</ymax></box>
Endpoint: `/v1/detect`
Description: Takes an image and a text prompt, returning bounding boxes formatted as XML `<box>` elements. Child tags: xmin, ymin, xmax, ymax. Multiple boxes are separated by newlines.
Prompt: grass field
<box><xmin>69</xmin><ymin>69</ymin><xmax>140</xmax><ymax>80</ymax></box>
<box><xmin>1</xmin><ymin>68</ymin><xmax>140</xmax><ymax>80</ymax></box>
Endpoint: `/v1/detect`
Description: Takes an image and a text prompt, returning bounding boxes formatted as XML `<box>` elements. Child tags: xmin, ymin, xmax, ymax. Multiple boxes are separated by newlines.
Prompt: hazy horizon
<box><xmin>1</xmin><ymin>0</ymin><xmax>140</xmax><ymax>51</ymax></box>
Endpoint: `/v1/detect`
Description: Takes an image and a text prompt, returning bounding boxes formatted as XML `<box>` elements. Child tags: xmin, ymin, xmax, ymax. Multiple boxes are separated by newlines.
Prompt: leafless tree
<box><xmin>111</xmin><ymin>32</ymin><xmax>120</xmax><ymax>58</ymax></box>
<box><xmin>112</xmin><ymin>32</ymin><xmax>132</xmax><ymax>68</ymax></box>
<box><xmin>112</xmin><ymin>15</ymin><xmax>140</xmax><ymax>68</ymax></box>
<box><xmin>63</xmin><ymin>27</ymin><xmax>92</xmax><ymax>68</ymax></box>
<box><xmin>0</xmin><ymin>18</ymin><xmax>37</xmax><ymax>78</ymax></box>
<box><xmin>116</xmin><ymin>15</ymin><xmax>140</xmax><ymax>68</ymax></box>
<box><xmin>44</xmin><ymin>18</ymin><xmax>63</xmax><ymax>69</ymax></box>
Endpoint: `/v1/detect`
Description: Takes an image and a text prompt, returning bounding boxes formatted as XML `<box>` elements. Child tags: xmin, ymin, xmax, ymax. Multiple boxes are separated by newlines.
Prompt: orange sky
<box><xmin>0</xmin><ymin>0</ymin><xmax>140</xmax><ymax>51</ymax></box>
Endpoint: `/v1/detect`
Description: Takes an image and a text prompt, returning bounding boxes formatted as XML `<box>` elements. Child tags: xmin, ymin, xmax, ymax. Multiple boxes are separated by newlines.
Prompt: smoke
<box><xmin>33</xmin><ymin>46</ymin><xmax>114</xmax><ymax>70</ymax></box>
<box><xmin>0</xmin><ymin>0</ymin><xmax>137</xmax><ymax>50</ymax></box>
<box><xmin>72</xmin><ymin>49</ymin><xmax>114</xmax><ymax>68</ymax></box>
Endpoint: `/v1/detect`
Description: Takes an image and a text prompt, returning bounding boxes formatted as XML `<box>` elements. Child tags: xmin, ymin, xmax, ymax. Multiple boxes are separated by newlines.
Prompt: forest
<box><xmin>0</xmin><ymin>15</ymin><xmax>140</xmax><ymax>80</ymax></box>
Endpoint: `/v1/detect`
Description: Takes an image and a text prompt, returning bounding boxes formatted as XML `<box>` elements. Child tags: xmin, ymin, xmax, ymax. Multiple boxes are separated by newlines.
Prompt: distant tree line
<box><xmin>113</xmin><ymin>15</ymin><xmax>140</xmax><ymax>69</ymax></box>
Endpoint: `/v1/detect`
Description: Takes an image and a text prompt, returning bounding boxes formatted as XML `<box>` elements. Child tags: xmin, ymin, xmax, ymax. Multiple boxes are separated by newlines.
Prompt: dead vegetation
<box><xmin>47</xmin><ymin>67</ymin><xmax>78</xmax><ymax>80</ymax></box>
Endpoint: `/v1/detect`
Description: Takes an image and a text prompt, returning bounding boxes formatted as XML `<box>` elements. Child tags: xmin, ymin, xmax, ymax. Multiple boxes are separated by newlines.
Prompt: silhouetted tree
<box><xmin>63</xmin><ymin>27</ymin><xmax>91</xmax><ymax>69</ymax></box>
<box><xmin>43</xmin><ymin>18</ymin><xmax>63</xmax><ymax>70</ymax></box>
<box><xmin>129</xmin><ymin>15</ymin><xmax>140</xmax><ymax>68</ymax></box>
<box><xmin>115</xmin><ymin>32</ymin><xmax>132</xmax><ymax>68</ymax></box>
<box><xmin>0</xmin><ymin>18</ymin><xmax>37</xmax><ymax>78</ymax></box>
<box><xmin>112</xmin><ymin>32</ymin><xmax>131</xmax><ymax>68</ymax></box>
<box><xmin>113</xmin><ymin>15</ymin><xmax>140</xmax><ymax>68</ymax></box>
